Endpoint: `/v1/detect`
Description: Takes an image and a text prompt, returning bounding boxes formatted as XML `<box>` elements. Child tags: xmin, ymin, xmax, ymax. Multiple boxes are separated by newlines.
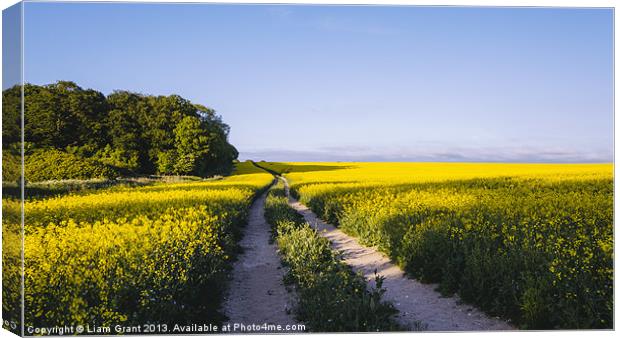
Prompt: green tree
<box><xmin>106</xmin><ymin>91</ymin><xmax>153</xmax><ymax>173</ymax></box>
<box><xmin>156</xmin><ymin>150</ymin><xmax>178</xmax><ymax>175</ymax></box>
<box><xmin>24</xmin><ymin>81</ymin><xmax>109</xmax><ymax>149</ymax></box>
<box><xmin>172</xmin><ymin>116</ymin><xmax>210</xmax><ymax>175</ymax></box>
<box><xmin>95</xmin><ymin>145</ymin><xmax>139</xmax><ymax>173</ymax></box>
<box><xmin>3</xmin><ymin>81</ymin><xmax>239</xmax><ymax>181</ymax></box>
<box><xmin>2</xmin><ymin>85</ymin><xmax>21</xmax><ymax>147</ymax></box>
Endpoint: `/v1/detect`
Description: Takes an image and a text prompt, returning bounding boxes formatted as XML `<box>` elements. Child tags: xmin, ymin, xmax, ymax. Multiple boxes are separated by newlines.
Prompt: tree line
<box><xmin>2</xmin><ymin>81</ymin><xmax>238</xmax><ymax>181</ymax></box>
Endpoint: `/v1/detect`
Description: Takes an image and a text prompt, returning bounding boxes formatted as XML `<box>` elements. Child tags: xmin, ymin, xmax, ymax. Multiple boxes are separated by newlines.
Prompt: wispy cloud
<box><xmin>239</xmin><ymin>144</ymin><xmax>612</xmax><ymax>163</ymax></box>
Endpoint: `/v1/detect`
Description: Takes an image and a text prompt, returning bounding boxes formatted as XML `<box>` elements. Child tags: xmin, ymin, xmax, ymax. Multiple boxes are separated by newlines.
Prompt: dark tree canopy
<box><xmin>2</xmin><ymin>81</ymin><xmax>238</xmax><ymax>181</ymax></box>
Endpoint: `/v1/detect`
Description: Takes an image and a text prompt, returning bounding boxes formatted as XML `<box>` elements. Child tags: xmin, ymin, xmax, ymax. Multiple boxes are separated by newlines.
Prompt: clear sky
<box><xmin>19</xmin><ymin>3</ymin><xmax>613</xmax><ymax>162</ymax></box>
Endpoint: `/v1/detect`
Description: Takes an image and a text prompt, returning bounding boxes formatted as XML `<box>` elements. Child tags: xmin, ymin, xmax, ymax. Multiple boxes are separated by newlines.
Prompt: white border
<box><xmin>0</xmin><ymin>1</ymin><xmax>616</xmax><ymax>338</ymax></box>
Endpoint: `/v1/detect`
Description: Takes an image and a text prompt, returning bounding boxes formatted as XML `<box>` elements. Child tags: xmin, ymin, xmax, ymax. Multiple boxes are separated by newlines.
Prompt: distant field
<box><xmin>259</xmin><ymin>161</ymin><xmax>611</xmax><ymax>184</ymax></box>
<box><xmin>260</xmin><ymin>162</ymin><xmax>613</xmax><ymax>329</ymax></box>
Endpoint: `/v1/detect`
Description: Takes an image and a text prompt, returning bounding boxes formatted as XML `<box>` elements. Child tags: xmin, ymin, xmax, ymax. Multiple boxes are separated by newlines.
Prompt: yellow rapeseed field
<box><xmin>2</xmin><ymin>161</ymin><xmax>273</xmax><ymax>329</ymax></box>
<box><xmin>262</xmin><ymin>161</ymin><xmax>610</xmax><ymax>184</ymax></box>
<box><xmin>262</xmin><ymin>162</ymin><xmax>613</xmax><ymax>329</ymax></box>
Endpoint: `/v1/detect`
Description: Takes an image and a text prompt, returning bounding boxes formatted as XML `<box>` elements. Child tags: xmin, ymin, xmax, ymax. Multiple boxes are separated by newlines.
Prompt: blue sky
<box><xmin>18</xmin><ymin>3</ymin><xmax>613</xmax><ymax>162</ymax></box>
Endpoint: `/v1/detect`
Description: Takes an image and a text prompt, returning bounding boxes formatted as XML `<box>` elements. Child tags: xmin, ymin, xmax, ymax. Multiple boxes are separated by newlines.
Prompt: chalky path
<box><xmin>222</xmin><ymin>185</ymin><xmax>299</xmax><ymax>333</ymax></box>
<box><xmin>282</xmin><ymin>176</ymin><xmax>513</xmax><ymax>331</ymax></box>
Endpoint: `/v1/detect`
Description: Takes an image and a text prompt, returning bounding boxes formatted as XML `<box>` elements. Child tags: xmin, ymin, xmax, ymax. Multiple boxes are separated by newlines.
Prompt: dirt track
<box><xmin>222</xmin><ymin>187</ymin><xmax>298</xmax><ymax>333</ymax></box>
<box><xmin>281</xmin><ymin>176</ymin><xmax>514</xmax><ymax>331</ymax></box>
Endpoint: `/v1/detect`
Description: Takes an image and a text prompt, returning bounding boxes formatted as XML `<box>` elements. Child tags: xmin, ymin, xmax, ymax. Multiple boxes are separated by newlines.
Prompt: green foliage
<box><xmin>264</xmin><ymin>186</ymin><xmax>305</xmax><ymax>236</ymax></box>
<box><xmin>156</xmin><ymin>150</ymin><xmax>178</xmax><ymax>175</ymax></box>
<box><xmin>94</xmin><ymin>145</ymin><xmax>140</xmax><ymax>172</ymax></box>
<box><xmin>25</xmin><ymin>149</ymin><xmax>120</xmax><ymax>182</ymax></box>
<box><xmin>2</xmin><ymin>149</ymin><xmax>21</xmax><ymax>183</ymax></box>
<box><xmin>231</xmin><ymin>160</ymin><xmax>267</xmax><ymax>175</ymax></box>
<box><xmin>2</xmin><ymin>85</ymin><xmax>21</xmax><ymax>146</ymax></box>
<box><xmin>265</xmin><ymin>183</ymin><xmax>400</xmax><ymax>332</ymax></box>
<box><xmin>168</xmin><ymin>115</ymin><xmax>209</xmax><ymax>175</ymax></box>
<box><xmin>22</xmin><ymin>81</ymin><xmax>110</xmax><ymax>149</ymax></box>
<box><xmin>2</xmin><ymin>81</ymin><xmax>238</xmax><ymax>181</ymax></box>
